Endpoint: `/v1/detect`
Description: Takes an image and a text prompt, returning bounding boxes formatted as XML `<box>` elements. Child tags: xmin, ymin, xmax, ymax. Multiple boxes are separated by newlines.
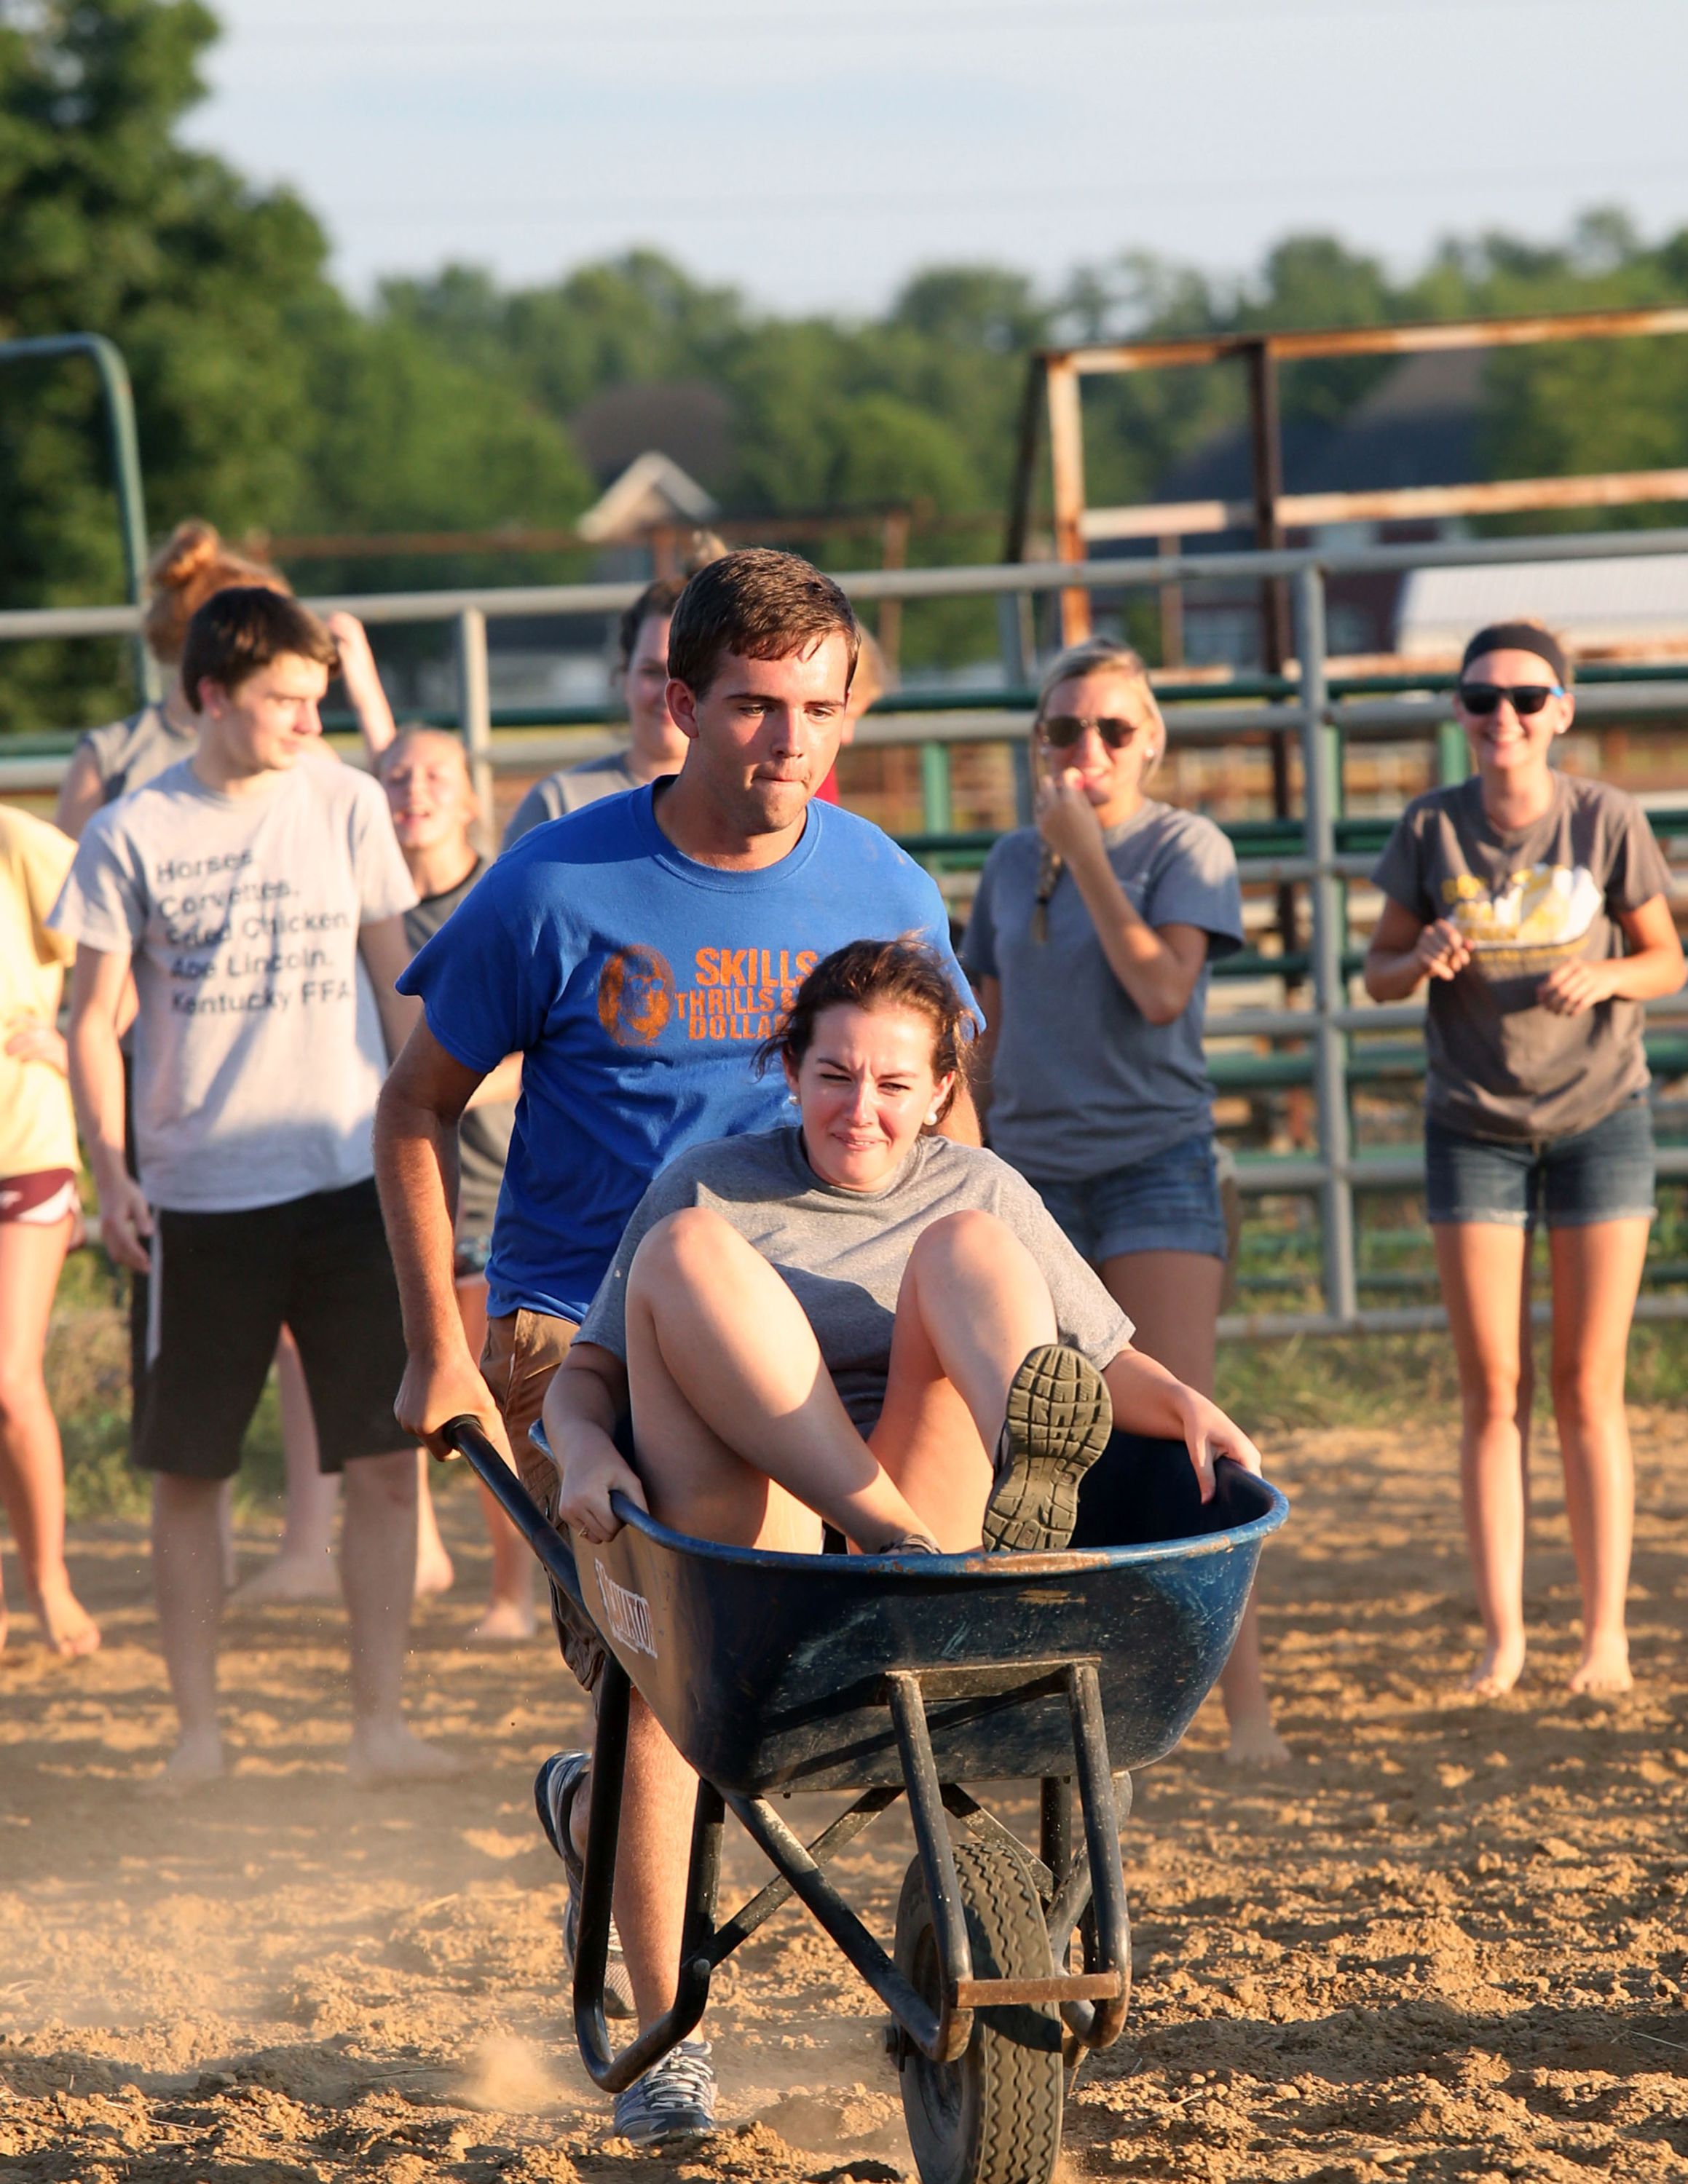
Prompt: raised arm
<box><xmin>327</xmin><ymin>612</ymin><xmax>398</xmax><ymax>761</ymax></box>
<box><xmin>66</xmin><ymin>943</ymin><xmax>153</xmax><ymax>1273</ymax></box>
<box><xmin>373</xmin><ymin>1021</ymin><xmax>510</xmax><ymax>1460</ymax></box>
<box><xmin>1362</xmin><ymin>894</ymin><xmax>1472</xmax><ymax>1004</ymax></box>
<box><xmin>1538</xmin><ymin>893</ymin><xmax>1684</xmax><ymax>1016</ymax></box>
<box><xmin>1037</xmin><ymin>778</ymin><xmax>1210</xmax><ymax>1024</ymax></box>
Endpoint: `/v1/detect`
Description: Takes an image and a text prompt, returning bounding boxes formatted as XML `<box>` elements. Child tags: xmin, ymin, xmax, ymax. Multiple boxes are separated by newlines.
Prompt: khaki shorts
<box><xmin>479</xmin><ymin>1307</ymin><xmax>607</xmax><ymax>1696</ymax></box>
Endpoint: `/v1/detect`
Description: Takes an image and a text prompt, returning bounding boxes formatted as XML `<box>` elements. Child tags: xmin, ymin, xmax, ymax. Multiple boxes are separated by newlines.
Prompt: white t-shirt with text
<box><xmin>51</xmin><ymin>754</ymin><xmax>416</xmax><ymax>1211</ymax></box>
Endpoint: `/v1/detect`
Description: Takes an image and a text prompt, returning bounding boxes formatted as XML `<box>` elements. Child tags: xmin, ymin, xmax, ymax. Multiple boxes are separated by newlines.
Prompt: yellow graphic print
<box><xmin>596</xmin><ymin>943</ymin><xmax>824</xmax><ymax>1046</ymax></box>
<box><xmin>1439</xmin><ymin>862</ymin><xmax>1602</xmax><ymax>981</ymax></box>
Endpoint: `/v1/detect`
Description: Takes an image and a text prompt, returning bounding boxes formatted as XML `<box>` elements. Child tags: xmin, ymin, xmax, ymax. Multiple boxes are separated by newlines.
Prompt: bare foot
<box><xmin>141</xmin><ymin>1730</ymin><xmax>226</xmax><ymax>1798</ymax></box>
<box><xmin>33</xmin><ymin>1581</ymin><xmax>101</xmax><ymax>1659</ymax></box>
<box><xmin>1569</xmin><ymin>1634</ymin><xmax>1631</xmax><ymax>1696</ymax></box>
<box><xmin>229</xmin><ymin>1549</ymin><xmax>339</xmax><ymax>1605</ymax></box>
<box><xmin>1224</xmin><ymin>1712</ymin><xmax>1291</xmax><ymax>1768</ymax></box>
<box><xmin>414</xmin><ymin>1546</ymin><xmax>455</xmax><ymax>1600</ymax></box>
<box><xmin>1465</xmin><ymin>1632</ymin><xmax>1526</xmax><ymax>1698</ymax></box>
<box><xmin>347</xmin><ymin>1719</ymin><xmax>463</xmax><ymax>1786</ymax></box>
<box><xmin>469</xmin><ymin>1597</ymin><xmax>536</xmax><ymax>1643</ymax></box>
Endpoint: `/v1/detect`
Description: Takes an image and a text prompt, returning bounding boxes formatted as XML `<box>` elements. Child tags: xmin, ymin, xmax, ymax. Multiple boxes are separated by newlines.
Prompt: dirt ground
<box><xmin>3</xmin><ymin>1414</ymin><xmax>1687</xmax><ymax>2184</ymax></box>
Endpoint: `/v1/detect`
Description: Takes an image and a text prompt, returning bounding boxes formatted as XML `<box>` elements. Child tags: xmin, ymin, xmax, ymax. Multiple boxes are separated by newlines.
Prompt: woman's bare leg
<box><xmin>229</xmin><ymin>1328</ymin><xmax>340</xmax><ymax>1602</ymax></box>
<box><xmin>457</xmin><ymin>1274</ymin><xmax>534</xmax><ymax>1639</ymax></box>
<box><xmin>413</xmin><ymin>1449</ymin><xmax>454</xmax><ymax>1598</ymax></box>
<box><xmin>0</xmin><ymin>1216</ymin><xmax>99</xmax><ymax>1657</ymax></box>
<box><xmin>869</xmin><ymin>1210</ymin><xmax>1060</xmax><ymax>1548</ymax></box>
<box><xmin>1433</xmin><ymin>1221</ymin><xmax>1532</xmax><ymax>1696</ymax></box>
<box><xmin>1547</xmin><ymin>1217</ymin><xmax>1648</xmax><ymax>1695</ymax></box>
<box><xmin>1101</xmin><ymin>1249</ymin><xmax>1286</xmax><ymax>1765</ymax></box>
<box><xmin>624</xmin><ymin>1208</ymin><xmax>924</xmax><ymax>1551</ymax></box>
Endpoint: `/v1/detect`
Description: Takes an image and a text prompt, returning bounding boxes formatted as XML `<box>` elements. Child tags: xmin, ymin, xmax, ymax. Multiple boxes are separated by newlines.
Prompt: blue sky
<box><xmin>182</xmin><ymin>0</ymin><xmax>1688</xmax><ymax>309</ymax></box>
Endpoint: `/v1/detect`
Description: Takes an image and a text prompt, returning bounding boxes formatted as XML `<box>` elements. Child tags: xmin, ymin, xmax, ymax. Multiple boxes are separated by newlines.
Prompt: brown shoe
<box><xmin>983</xmin><ymin>1345</ymin><xmax>1112</xmax><ymax>1552</ymax></box>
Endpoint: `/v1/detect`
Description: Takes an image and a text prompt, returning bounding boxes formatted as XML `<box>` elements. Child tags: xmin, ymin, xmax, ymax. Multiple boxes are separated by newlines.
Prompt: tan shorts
<box><xmin>479</xmin><ymin>1307</ymin><xmax>606</xmax><ymax>1695</ymax></box>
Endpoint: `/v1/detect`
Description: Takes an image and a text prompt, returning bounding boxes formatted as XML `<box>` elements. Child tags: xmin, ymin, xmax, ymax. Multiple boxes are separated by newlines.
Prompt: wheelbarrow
<box><xmin>444</xmin><ymin>1417</ymin><xmax>1287</xmax><ymax>2184</ymax></box>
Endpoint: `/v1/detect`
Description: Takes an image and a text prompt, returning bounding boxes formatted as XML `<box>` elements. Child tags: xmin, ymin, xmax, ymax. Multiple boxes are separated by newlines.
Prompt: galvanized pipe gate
<box><xmin>4</xmin><ymin>524</ymin><xmax>1688</xmax><ymax>1340</ymax></box>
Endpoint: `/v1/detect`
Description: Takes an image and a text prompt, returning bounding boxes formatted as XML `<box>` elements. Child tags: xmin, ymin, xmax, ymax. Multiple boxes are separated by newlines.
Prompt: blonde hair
<box><xmin>143</xmin><ymin>520</ymin><xmax>289</xmax><ymax>668</ymax></box>
<box><xmin>1036</xmin><ymin>637</ymin><xmax>1164</xmax><ymax>765</ymax></box>
<box><xmin>1029</xmin><ymin>638</ymin><xmax>1165</xmax><ymax>943</ymax></box>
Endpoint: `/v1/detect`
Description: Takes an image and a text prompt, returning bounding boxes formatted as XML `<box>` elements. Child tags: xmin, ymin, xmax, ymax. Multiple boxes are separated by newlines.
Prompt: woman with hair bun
<box><xmin>55</xmin><ymin>519</ymin><xmax>397</xmax><ymax>836</ymax></box>
<box><xmin>1366</xmin><ymin>621</ymin><xmax>1684</xmax><ymax>1697</ymax></box>
<box><xmin>961</xmin><ymin>637</ymin><xmax>1285</xmax><ymax>1764</ymax></box>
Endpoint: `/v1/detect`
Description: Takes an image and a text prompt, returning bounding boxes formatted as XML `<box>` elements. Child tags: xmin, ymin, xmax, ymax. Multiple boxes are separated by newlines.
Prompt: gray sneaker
<box><xmin>983</xmin><ymin>1345</ymin><xmax>1112</xmax><ymax>1552</ymax></box>
<box><xmin>534</xmin><ymin>1752</ymin><xmax>636</xmax><ymax>2019</ymax></box>
<box><xmin>613</xmin><ymin>2038</ymin><xmax>717</xmax><ymax>2146</ymax></box>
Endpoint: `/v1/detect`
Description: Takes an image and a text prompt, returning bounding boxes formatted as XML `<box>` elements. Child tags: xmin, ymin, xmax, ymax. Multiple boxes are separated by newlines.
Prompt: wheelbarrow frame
<box><xmin>443</xmin><ymin>1417</ymin><xmax>1285</xmax><ymax>2091</ymax></box>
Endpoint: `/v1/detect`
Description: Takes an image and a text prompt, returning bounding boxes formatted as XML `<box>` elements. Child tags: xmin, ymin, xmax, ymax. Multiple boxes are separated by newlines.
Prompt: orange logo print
<box><xmin>597</xmin><ymin>946</ymin><xmax>676</xmax><ymax>1046</ymax></box>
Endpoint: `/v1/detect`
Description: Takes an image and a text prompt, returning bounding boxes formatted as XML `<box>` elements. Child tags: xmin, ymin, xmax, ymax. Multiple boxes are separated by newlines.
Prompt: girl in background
<box><xmin>1366</xmin><ymin>621</ymin><xmax>1682</xmax><ymax>1696</ymax></box>
<box><xmin>963</xmin><ymin>637</ymin><xmax>1285</xmax><ymax>1764</ymax></box>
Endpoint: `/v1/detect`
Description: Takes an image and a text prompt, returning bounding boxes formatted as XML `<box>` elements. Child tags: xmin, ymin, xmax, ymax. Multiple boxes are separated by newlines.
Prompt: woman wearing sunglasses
<box><xmin>1365</xmin><ymin>622</ymin><xmax>1683</xmax><ymax>1698</ymax></box>
<box><xmin>961</xmin><ymin>636</ymin><xmax>1285</xmax><ymax>1765</ymax></box>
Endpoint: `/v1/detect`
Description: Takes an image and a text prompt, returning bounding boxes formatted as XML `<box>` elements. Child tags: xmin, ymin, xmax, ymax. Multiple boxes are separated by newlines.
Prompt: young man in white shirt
<box><xmin>55</xmin><ymin>587</ymin><xmax>450</xmax><ymax>1790</ymax></box>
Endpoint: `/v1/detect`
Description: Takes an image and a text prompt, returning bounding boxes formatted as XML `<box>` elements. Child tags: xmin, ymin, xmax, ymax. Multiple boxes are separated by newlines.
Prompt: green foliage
<box><xmin>8</xmin><ymin>0</ymin><xmax>1688</xmax><ymax>717</ymax></box>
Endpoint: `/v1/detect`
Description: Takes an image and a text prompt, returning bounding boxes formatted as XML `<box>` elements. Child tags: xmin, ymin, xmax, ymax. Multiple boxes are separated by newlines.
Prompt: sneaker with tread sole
<box><xmin>612</xmin><ymin>2038</ymin><xmax>717</xmax><ymax>2145</ymax></box>
<box><xmin>984</xmin><ymin>1343</ymin><xmax>1112</xmax><ymax>1553</ymax></box>
<box><xmin>534</xmin><ymin>1751</ymin><xmax>636</xmax><ymax>2019</ymax></box>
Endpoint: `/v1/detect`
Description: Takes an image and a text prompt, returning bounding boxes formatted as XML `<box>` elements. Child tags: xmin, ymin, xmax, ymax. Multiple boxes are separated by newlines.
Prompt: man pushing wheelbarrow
<box><xmin>374</xmin><ymin>554</ymin><xmax>1282</xmax><ymax>2172</ymax></box>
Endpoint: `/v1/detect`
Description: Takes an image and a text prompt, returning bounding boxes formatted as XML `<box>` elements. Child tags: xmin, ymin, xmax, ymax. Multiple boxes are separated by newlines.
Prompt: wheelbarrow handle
<box><xmin>439</xmin><ymin>1412</ymin><xmax>585</xmax><ymax>1615</ymax></box>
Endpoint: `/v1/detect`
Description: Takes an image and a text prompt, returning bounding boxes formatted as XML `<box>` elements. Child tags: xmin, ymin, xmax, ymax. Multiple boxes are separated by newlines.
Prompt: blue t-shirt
<box><xmin>398</xmin><ymin>783</ymin><xmax>969</xmax><ymax>1321</ymax></box>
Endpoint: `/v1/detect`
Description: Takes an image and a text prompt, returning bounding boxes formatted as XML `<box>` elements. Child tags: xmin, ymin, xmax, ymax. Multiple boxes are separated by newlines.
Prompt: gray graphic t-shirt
<box><xmin>75</xmin><ymin>704</ymin><xmax>196</xmax><ymax>804</ymax></box>
<box><xmin>502</xmin><ymin>752</ymin><xmax>641</xmax><ymax>849</ymax></box>
<box><xmin>577</xmin><ymin>1125</ymin><xmax>1133</xmax><ymax>1433</ymax></box>
<box><xmin>962</xmin><ymin>802</ymin><xmax>1245</xmax><ymax>1183</ymax></box>
<box><xmin>51</xmin><ymin>755</ymin><xmax>416</xmax><ymax>1211</ymax></box>
<box><xmin>1371</xmin><ymin>773</ymin><xmax>1672</xmax><ymax>1142</ymax></box>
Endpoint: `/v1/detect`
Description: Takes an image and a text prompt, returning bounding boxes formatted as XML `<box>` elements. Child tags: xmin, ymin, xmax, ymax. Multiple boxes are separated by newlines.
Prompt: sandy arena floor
<box><xmin>3</xmin><ymin>1416</ymin><xmax>1687</xmax><ymax>2183</ymax></box>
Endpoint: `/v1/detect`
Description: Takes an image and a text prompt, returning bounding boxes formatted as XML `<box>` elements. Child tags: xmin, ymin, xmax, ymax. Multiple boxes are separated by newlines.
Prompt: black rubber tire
<box><xmin>893</xmin><ymin>1836</ymin><xmax>1064</xmax><ymax>2184</ymax></box>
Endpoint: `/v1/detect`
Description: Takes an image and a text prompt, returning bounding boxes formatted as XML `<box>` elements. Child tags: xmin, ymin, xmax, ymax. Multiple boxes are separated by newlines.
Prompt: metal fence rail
<box><xmin>7</xmin><ymin>523</ymin><xmax>1688</xmax><ymax>1339</ymax></box>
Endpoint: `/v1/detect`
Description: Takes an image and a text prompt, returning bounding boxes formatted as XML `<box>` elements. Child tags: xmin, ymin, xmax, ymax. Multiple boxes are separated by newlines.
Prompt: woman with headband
<box><xmin>962</xmin><ymin>637</ymin><xmax>1285</xmax><ymax>1765</ymax></box>
<box><xmin>1366</xmin><ymin>622</ymin><xmax>1683</xmax><ymax>1698</ymax></box>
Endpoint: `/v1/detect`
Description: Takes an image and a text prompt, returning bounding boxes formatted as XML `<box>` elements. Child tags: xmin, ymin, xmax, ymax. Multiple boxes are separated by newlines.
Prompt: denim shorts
<box><xmin>1032</xmin><ymin>1131</ymin><xmax>1228</xmax><ymax>1264</ymax></box>
<box><xmin>1424</xmin><ymin>1095</ymin><xmax>1657</xmax><ymax>1230</ymax></box>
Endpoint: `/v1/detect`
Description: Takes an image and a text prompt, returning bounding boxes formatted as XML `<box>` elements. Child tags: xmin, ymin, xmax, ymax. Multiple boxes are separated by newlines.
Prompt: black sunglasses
<box><xmin>1038</xmin><ymin>713</ymin><xmax>1143</xmax><ymax>750</ymax></box>
<box><xmin>1455</xmin><ymin>681</ymin><xmax>1566</xmax><ymax>717</ymax></box>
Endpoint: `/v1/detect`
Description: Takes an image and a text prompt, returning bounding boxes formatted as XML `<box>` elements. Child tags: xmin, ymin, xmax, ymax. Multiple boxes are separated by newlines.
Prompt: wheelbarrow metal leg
<box><xmin>1040</xmin><ymin>1773</ymin><xmax>1073</xmax><ymax>1891</ymax></box>
<box><xmin>725</xmin><ymin>1789</ymin><xmax>950</xmax><ymax>2063</ymax></box>
<box><xmin>572</xmin><ymin>1658</ymin><xmax>717</xmax><ymax>2095</ymax></box>
<box><xmin>704</xmin><ymin>1785</ymin><xmax>903</xmax><ymax>1969</ymax></box>
<box><xmin>886</xmin><ymin>1671</ymin><xmax>976</xmax><ymax>2063</ymax></box>
<box><xmin>1060</xmin><ymin>1661</ymin><xmax>1132</xmax><ymax>2048</ymax></box>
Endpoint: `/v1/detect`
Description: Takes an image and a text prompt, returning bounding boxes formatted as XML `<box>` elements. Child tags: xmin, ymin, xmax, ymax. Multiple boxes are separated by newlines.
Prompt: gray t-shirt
<box><xmin>76</xmin><ymin>704</ymin><xmax>196</xmax><ymax>804</ymax></box>
<box><xmin>50</xmin><ymin>755</ymin><xmax>417</xmax><ymax>1211</ymax></box>
<box><xmin>502</xmin><ymin>752</ymin><xmax>641</xmax><ymax>849</ymax></box>
<box><xmin>1371</xmin><ymin>773</ymin><xmax>1673</xmax><ymax>1142</ymax></box>
<box><xmin>403</xmin><ymin>858</ymin><xmax>514</xmax><ymax>1241</ymax></box>
<box><xmin>577</xmin><ymin>1125</ymin><xmax>1133</xmax><ymax>1433</ymax></box>
<box><xmin>962</xmin><ymin>802</ymin><xmax>1245</xmax><ymax>1184</ymax></box>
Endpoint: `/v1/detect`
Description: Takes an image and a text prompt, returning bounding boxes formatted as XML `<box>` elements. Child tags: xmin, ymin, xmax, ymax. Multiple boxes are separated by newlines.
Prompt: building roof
<box><xmin>575</xmin><ymin>451</ymin><xmax>719</xmax><ymax>544</ymax></box>
<box><xmin>1396</xmin><ymin>552</ymin><xmax>1688</xmax><ymax>659</ymax></box>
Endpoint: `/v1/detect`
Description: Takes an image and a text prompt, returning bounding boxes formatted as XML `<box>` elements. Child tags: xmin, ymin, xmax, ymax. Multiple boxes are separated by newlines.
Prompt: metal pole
<box><xmin>0</xmin><ymin>333</ymin><xmax>159</xmax><ymax>703</ymax></box>
<box><xmin>1295</xmin><ymin>566</ymin><xmax>1357</xmax><ymax>1325</ymax></box>
<box><xmin>919</xmin><ymin>740</ymin><xmax>953</xmax><ymax>836</ymax></box>
<box><xmin>1046</xmin><ymin>358</ymin><xmax>1092</xmax><ymax>645</ymax></box>
<box><xmin>456</xmin><ymin>608</ymin><xmax>494</xmax><ymax>834</ymax></box>
<box><xmin>1245</xmin><ymin>338</ymin><xmax>1298</xmax><ymax>961</ymax></box>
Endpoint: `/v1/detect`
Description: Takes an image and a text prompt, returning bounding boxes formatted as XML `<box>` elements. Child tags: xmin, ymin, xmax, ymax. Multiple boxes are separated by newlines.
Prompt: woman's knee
<box><xmin>905</xmin><ymin>1207</ymin><xmax>1022</xmax><ymax>1278</ymax></box>
<box><xmin>1549</xmin><ymin>1353</ymin><xmax>1624</xmax><ymax>1431</ymax></box>
<box><xmin>628</xmin><ymin>1206</ymin><xmax>741</xmax><ymax>1298</ymax></box>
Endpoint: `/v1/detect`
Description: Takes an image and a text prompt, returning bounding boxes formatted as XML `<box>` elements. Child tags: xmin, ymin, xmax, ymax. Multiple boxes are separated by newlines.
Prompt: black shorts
<box><xmin>133</xmin><ymin>1179</ymin><xmax>414</xmax><ymax>1481</ymax></box>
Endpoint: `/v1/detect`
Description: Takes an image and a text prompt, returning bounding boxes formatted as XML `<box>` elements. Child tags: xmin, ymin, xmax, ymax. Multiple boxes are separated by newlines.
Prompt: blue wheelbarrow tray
<box><xmin>445</xmin><ymin>1418</ymin><xmax>1286</xmax><ymax>2177</ymax></box>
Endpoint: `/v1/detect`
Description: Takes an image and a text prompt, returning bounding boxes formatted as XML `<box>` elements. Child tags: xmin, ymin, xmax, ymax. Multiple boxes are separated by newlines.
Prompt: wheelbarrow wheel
<box><xmin>894</xmin><ymin>1836</ymin><xmax>1063</xmax><ymax>2184</ymax></box>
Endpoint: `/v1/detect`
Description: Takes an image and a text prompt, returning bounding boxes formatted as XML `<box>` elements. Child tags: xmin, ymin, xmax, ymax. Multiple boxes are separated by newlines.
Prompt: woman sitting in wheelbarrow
<box><xmin>545</xmin><ymin>936</ymin><xmax>1261</xmax><ymax>1561</ymax></box>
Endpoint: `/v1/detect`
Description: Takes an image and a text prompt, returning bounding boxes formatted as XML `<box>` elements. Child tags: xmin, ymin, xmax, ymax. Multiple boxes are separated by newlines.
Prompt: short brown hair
<box><xmin>666</xmin><ymin>547</ymin><xmax>859</xmax><ymax>698</ymax></box>
<box><xmin>143</xmin><ymin>519</ymin><xmax>290</xmax><ymax>668</ymax></box>
<box><xmin>757</xmin><ymin>936</ymin><xmax>974</xmax><ymax>1126</ymax></box>
<box><xmin>181</xmin><ymin>587</ymin><xmax>339</xmax><ymax>711</ymax></box>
